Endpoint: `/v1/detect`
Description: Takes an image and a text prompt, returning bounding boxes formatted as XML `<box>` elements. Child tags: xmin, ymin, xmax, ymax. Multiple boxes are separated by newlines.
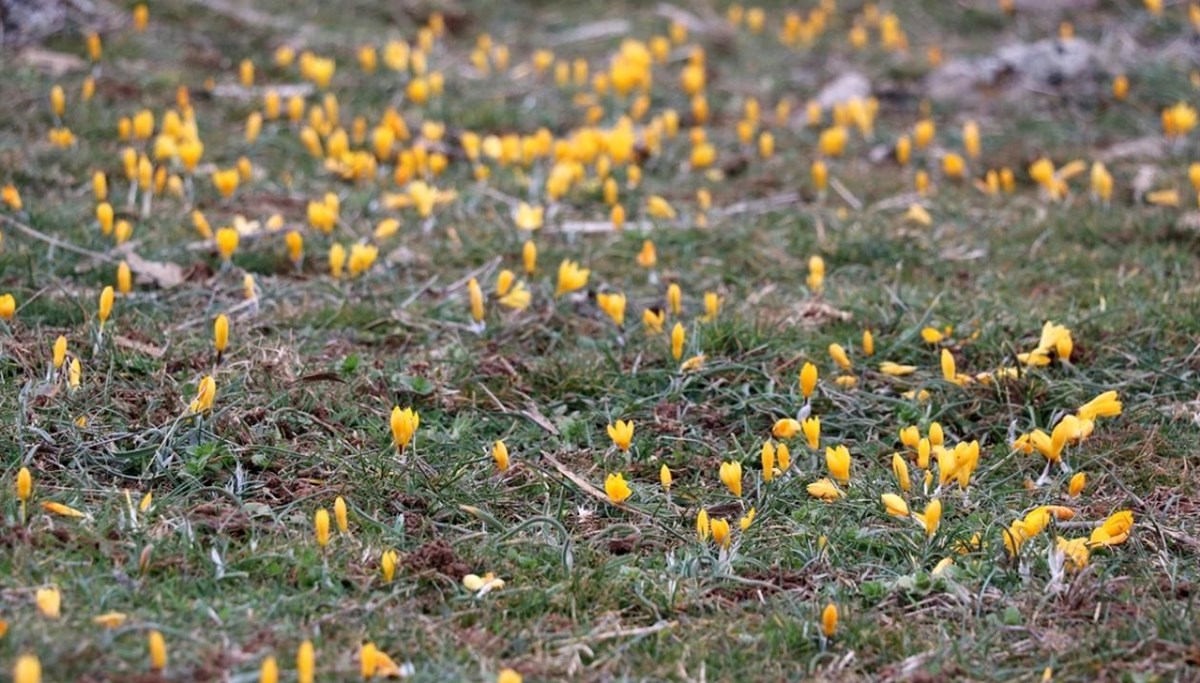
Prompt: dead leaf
<box><xmin>123</xmin><ymin>251</ymin><xmax>186</xmax><ymax>289</ymax></box>
<box><xmin>938</xmin><ymin>246</ymin><xmax>988</xmax><ymax>261</ymax></box>
<box><xmin>1100</xmin><ymin>136</ymin><xmax>1166</xmax><ymax>163</ymax></box>
<box><xmin>789</xmin><ymin>301</ymin><xmax>852</xmax><ymax>327</ymax></box>
<box><xmin>210</xmin><ymin>83</ymin><xmax>314</xmax><ymax>101</ymax></box>
<box><xmin>549</xmin><ymin>19</ymin><xmax>630</xmax><ymax>46</ymax></box>
<box><xmin>1177</xmin><ymin>212</ymin><xmax>1200</xmax><ymax>233</ymax></box>
<box><xmin>745</xmin><ymin>283</ymin><xmax>778</xmax><ymax>307</ymax></box>
<box><xmin>1132</xmin><ymin>166</ymin><xmax>1157</xmax><ymax>201</ymax></box>
<box><xmin>294</xmin><ymin>372</ymin><xmax>345</xmax><ymax>385</ymax></box>
<box><xmin>114</xmin><ymin>335</ymin><xmax>166</xmax><ymax>358</ymax></box>
<box><xmin>655</xmin><ymin>4</ymin><xmax>730</xmax><ymax>37</ymax></box>
<box><xmin>18</xmin><ymin>48</ymin><xmax>87</xmax><ymax>76</ymax></box>
<box><xmin>714</xmin><ymin>192</ymin><xmax>801</xmax><ymax>217</ymax></box>
<box><xmin>553</xmin><ymin>221</ymin><xmax>648</xmax><ymax>235</ymax></box>
<box><xmin>1014</xmin><ymin>0</ymin><xmax>1097</xmax><ymax>9</ymax></box>
<box><xmin>1160</xmin><ymin>400</ymin><xmax>1200</xmax><ymax>426</ymax></box>
<box><xmin>196</xmin><ymin>0</ymin><xmax>293</xmax><ymax>30</ymax></box>
<box><xmin>927</xmin><ymin>38</ymin><xmax>1096</xmax><ymax>103</ymax></box>
<box><xmin>386</xmin><ymin>246</ymin><xmax>418</xmax><ymax>266</ymax></box>
<box><xmin>816</xmin><ymin>71</ymin><xmax>871</xmax><ymax>109</ymax></box>
<box><xmin>522</xmin><ymin>402</ymin><xmax>559</xmax><ymax>436</ymax></box>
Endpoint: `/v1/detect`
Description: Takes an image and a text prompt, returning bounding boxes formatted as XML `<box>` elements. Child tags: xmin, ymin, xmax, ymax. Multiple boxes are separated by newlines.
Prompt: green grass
<box><xmin>2</xmin><ymin>1</ymin><xmax>1200</xmax><ymax>681</ymax></box>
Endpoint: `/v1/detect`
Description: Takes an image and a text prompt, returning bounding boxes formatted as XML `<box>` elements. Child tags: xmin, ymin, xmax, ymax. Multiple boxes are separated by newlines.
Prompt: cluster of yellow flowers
<box><xmin>2</xmin><ymin>0</ymin><xmax>1197</xmax><ymax>320</ymax></box>
<box><xmin>586</xmin><ymin>329</ymin><xmax>1131</xmax><ymax>575</ymax></box>
<box><xmin>6</xmin><ymin>0</ymin><xmax>1188</xmax><ymax>678</ymax></box>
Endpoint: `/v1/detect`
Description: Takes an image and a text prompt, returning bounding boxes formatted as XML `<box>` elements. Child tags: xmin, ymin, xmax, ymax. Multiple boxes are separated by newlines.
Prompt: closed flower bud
<box><xmin>772</xmin><ymin>418</ymin><xmax>801</xmax><ymax>439</ymax></box>
<box><xmin>117</xmin><ymin>261</ymin><xmax>132</xmax><ymax>294</ymax></box>
<box><xmin>522</xmin><ymin>240</ymin><xmax>537</xmax><ymax>275</ymax></box>
<box><xmin>297</xmin><ymin>640</ymin><xmax>315</xmax><ymax>683</ymax></box>
<box><xmin>334</xmin><ymin>496</ymin><xmax>349</xmax><ymax>534</ymax></box>
<box><xmin>802</xmin><ymin>417</ymin><xmax>820</xmax><ymax>450</ymax></box>
<box><xmin>761</xmin><ymin>441</ymin><xmax>776</xmax><ymax>482</ymax></box>
<box><xmin>36</xmin><ymin>586</ymin><xmax>61</xmax><ymax>618</ymax></box>
<box><xmin>892</xmin><ymin>453</ymin><xmax>911</xmax><ymax>492</ymax></box>
<box><xmin>285</xmin><ymin>231</ymin><xmax>304</xmax><ymax>266</ymax></box>
<box><xmin>468</xmin><ymin>278</ymin><xmax>485</xmax><ymax>323</ymax></box>
<box><xmin>941</xmin><ymin>349</ymin><xmax>957</xmax><ymax>383</ymax></box>
<box><xmin>918</xmin><ymin>499</ymin><xmax>942</xmax><ymax>538</ymax></box>
<box><xmin>17</xmin><ymin>467</ymin><xmax>33</xmax><ymax>502</ymax></box>
<box><xmin>0</xmin><ymin>293</ymin><xmax>16</xmax><ymax>320</ymax></box>
<box><xmin>710</xmin><ymin>518</ymin><xmax>731</xmax><ymax>547</ymax></box>
<box><xmin>1113</xmin><ymin>74</ymin><xmax>1129</xmax><ymax>101</ymax></box>
<box><xmin>13</xmin><ymin>655</ymin><xmax>41</xmax><ymax>683</ymax></box>
<box><xmin>1068</xmin><ymin>472</ymin><xmax>1087</xmax><ymax>497</ymax></box>
<box><xmin>213</xmin><ymin>314</ymin><xmax>229</xmax><ymax>354</ymax></box>
<box><xmin>821</xmin><ymin>603</ymin><xmax>838</xmax><ymax>637</ymax></box>
<box><xmin>492</xmin><ymin>440</ymin><xmax>510</xmax><ymax>472</ymax></box>
<box><xmin>314</xmin><ymin>508</ymin><xmax>330</xmax><ymax>547</ymax></box>
<box><xmin>68</xmin><ymin>358</ymin><xmax>81</xmax><ymax>389</ymax></box>
<box><xmin>800</xmin><ymin>362</ymin><xmax>818</xmax><ymax>398</ymax></box>
<box><xmin>132</xmin><ymin>4</ymin><xmax>149</xmax><ymax>31</ymax></box>
<box><xmin>719</xmin><ymin>460</ymin><xmax>743</xmax><ymax>497</ymax></box>
<box><xmin>381</xmin><ymin>549</ymin><xmax>398</xmax><ymax>583</ymax></box>
<box><xmin>671</xmin><ymin>322</ymin><xmax>685</xmax><ymax>360</ymax></box>
<box><xmin>114</xmin><ymin>219</ymin><xmax>133</xmax><ymax>245</ymax></box>
<box><xmin>259</xmin><ymin>657</ymin><xmax>278</xmax><ymax>683</ymax></box>
<box><xmin>188</xmin><ymin>375</ymin><xmax>217</xmax><ymax>414</ymax></box>
<box><xmin>215</xmin><ymin>228</ymin><xmax>239</xmax><ymax>261</ymax></box>
<box><xmin>929</xmin><ymin>422</ymin><xmax>944</xmax><ymax>447</ymax></box>
<box><xmin>696</xmin><ymin>508</ymin><xmax>711</xmax><ymax>540</ymax></box>
<box><xmin>881</xmin><ymin>493</ymin><xmax>909</xmax><ymax>517</ymax></box>
<box><xmin>148</xmin><ymin>630</ymin><xmax>167</xmax><ymax>671</ymax></box>
<box><xmin>390</xmin><ymin>406</ymin><xmax>420</xmax><ymax>450</ymax></box>
<box><xmin>97</xmin><ymin>286</ymin><xmax>114</xmax><ymax>325</ymax></box>
<box><xmin>807</xmin><ymin>478</ymin><xmax>844</xmax><ymax>501</ymax></box>
<box><xmin>325</xmin><ymin>242</ymin><xmax>348</xmax><ymax>279</ymax></box>
<box><xmin>53</xmin><ymin>335</ymin><xmax>68</xmax><ymax>369</ymax></box>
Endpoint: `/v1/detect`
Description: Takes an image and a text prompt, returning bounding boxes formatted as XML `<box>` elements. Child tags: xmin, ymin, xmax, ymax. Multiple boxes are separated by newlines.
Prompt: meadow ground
<box><xmin>1</xmin><ymin>0</ymin><xmax>1199</xmax><ymax>681</ymax></box>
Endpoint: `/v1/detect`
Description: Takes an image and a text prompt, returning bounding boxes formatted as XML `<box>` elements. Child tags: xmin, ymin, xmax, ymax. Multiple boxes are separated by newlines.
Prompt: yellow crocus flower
<box><xmin>390</xmin><ymin>406</ymin><xmax>420</xmax><ymax>451</ymax></box>
<box><xmin>719</xmin><ymin>460</ymin><xmax>743</xmax><ymax>497</ymax></box>
<box><xmin>710</xmin><ymin>518</ymin><xmax>731</xmax><ymax>547</ymax></box>
<box><xmin>807</xmin><ymin>478</ymin><xmax>844</xmax><ymax>501</ymax></box>
<box><xmin>314</xmin><ymin>508</ymin><xmax>330</xmax><ymax>547</ymax></box>
<box><xmin>604</xmin><ymin>473</ymin><xmax>632</xmax><ymax>503</ymax></box>
<box><xmin>825</xmin><ymin>445</ymin><xmax>851</xmax><ymax>485</ymax></box>
<box><xmin>555</xmin><ymin>260</ymin><xmax>590</xmax><ymax>297</ymax></box>
<box><xmin>607</xmin><ymin>420</ymin><xmax>634</xmax><ymax>451</ymax></box>
<box><xmin>492</xmin><ymin>440</ymin><xmax>510</xmax><ymax>472</ymax></box>
<box><xmin>821</xmin><ymin>603</ymin><xmax>838</xmax><ymax>637</ymax></box>
<box><xmin>799</xmin><ymin>362</ymin><xmax>818</xmax><ymax>398</ymax></box>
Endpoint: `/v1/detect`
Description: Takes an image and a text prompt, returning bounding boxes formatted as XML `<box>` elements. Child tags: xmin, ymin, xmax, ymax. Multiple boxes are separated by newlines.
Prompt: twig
<box><xmin>443</xmin><ymin>256</ymin><xmax>502</xmax><ymax>294</ymax></box>
<box><xmin>714</xmin><ymin>192</ymin><xmax>801</xmax><ymax>217</ymax></box>
<box><xmin>169</xmin><ymin>297</ymin><xmax>259</xmax><ymax>334</ymax></box>
<box><xmin>551</xmin><ymin>619</ymin><xmax>677</xmax><ymax>646</ymax></box>
<box><xmin>481</xmin><ymin>187</ymin><xmax>523</xmax><ymax>208</ymax></box>
<box><xmin>831</xmin><ymin>178</ymin><xmax>863</xmax><ymax>211</ymax></box>
<box><xmin>549</xmin><ymin>19</ymin><xmax>630</xmax><ymax>46</ymax></box>
<box><xmin>870</xmin><ymin>191</ymin><xmax>923</xmax><ymax>212</ymax></box>
<box><xmin>0</xmin><ymin>213</ymin><xmax>114</xmax><ymax>262</ymax></box>
<box><xmin>396</xmin><ymin>276</ymin><xmax>437</xmax><ymax>310</ymax></box>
